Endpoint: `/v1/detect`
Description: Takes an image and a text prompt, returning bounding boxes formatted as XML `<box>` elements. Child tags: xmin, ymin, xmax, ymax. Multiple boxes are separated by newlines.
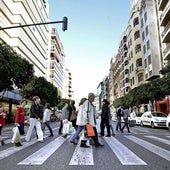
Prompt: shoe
<box><xmin>48</xmin><ymin>134</ymin><xmax>54</xmax><ymax>137</ymax></box>
<box><xmin>70</xmin><ymin>141</ymin><xmax>77</xmax><ymax>145</ymax></box>
<box><xmin>80</xmin><ymin>144</ymin><xmax>90</xmax><ymax>148</ymax></box>
<box><xmin>112</xmin><ymin>134</ymin><xmax>115</xmax><ymax>136</ymax></box>
<box><xmin>15</xmin><ymin>142</ymin><xmax>22</xmax><ymax>147</ymax></box>
<box><xmin>105</xmin><ymin>135</ymin><xmax>111</xmax><ymax>137</ymax></box>
<box><xmin>62</xmin><ymin>135</ymin><xmax>67</xmax><ymax>138</ymax></box>
<box><xmin>95</xmin><ymin>143</ymin><xmax>104</xmax><ymax>147</ymax></box>
<box><xmin>1</xmin><ymin>141</ymin><xmax>5</xmax><ymax>146</ymax></box>
<box><xmin>38</xmin><ymin>140</ymin><xmax>44</xmax><ymax>143</ymax></box>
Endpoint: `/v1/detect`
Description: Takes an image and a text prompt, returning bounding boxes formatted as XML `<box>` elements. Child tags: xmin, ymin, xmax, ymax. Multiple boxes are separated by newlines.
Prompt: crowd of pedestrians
<box><xmin>0</xmin><ymin>93</ymin><xmax>131</xmax><ymax>148</ymax></box>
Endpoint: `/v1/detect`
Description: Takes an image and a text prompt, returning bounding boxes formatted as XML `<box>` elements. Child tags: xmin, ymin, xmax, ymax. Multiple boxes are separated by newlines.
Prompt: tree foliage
<box><xmin>21</xmin><ymin>77</ymin><xmax>59</xmax><ymax>106</ymax></box>
<box><xmin>0</xmin><ymin>40</ymin><xmax>34</xmax><ymax>92</ymax></box>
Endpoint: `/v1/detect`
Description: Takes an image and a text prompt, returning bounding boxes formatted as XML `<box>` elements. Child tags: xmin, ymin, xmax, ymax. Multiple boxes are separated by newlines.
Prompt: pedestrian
<box><xmin>82</xmin><ymin>93</ymin><xmax>104</xmax><ymax>147</ymax></box>
<box><xmin>70</xmin><ymin>98</ymin><xmax>87</xmax><ymax>145</ymax></box>
<box><xmin>68</xmin><ymin>100</ymin><xmax>77</xmax><ymax>130</ymax></box>
<box><xmin>116</xmin><ymin>105</ymin><xmax>123</xmax><ymax>131</ymax></box>
<box><xmin>25</xmin><ymin>96</ymin><xmax>44</xmax><ymax>142</ymax></box>
<box><xmin>14</xmin><ymin>99</ymin><xmax>27</xmax><ymax>135</ymax></box>
<box><xmin>58</xmin><ymin>103</ymin><xmax>69</xmax><ymax>136</ymax></box>
<box><xmin>0</xmin><ymin>106</ymin><xmax>6</xmax><ymax>146</ymax></box>
<box><xmin>121</xmin><ymin>106</ymin><xmax>130</xmax><ymax>133</ymax></box>
<box><xmin>42</xmin><ymin>103</ymin><xmax>53</xmax><ymax>137</ymax></box>
<box><xmin>100</xmin><ymin>99</ymin><xmax>111</xmax><ymax>137</ymax></box>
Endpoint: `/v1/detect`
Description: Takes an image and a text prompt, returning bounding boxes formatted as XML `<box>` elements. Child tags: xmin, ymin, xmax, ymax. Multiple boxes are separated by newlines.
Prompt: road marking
<box><xmin>69</xmin><ymin>143</ymin><xmax>93</xmax><ymax>165</ymax></box>
<box><xmin>125</xmin><ymin>135</ymin><xmax>170</xmax><ymax>161</ymax></box>
<box><xmin>18</xmin><ymin>136</ymin><xmax>66</xmax><ymax>165</ymax></box>
<box><xmin>0</xmin><ymin>138</ymin><xmax>37</xmax><ymax>160</ymax></box>
<box><xmin>145</xmin><ymin>136</ymin><xmax>170</xmax><ymax>145</ymax></box>
<box><xmin>104</xmin><ymin>136</ymin><xmax>147</xmax><ymax>165</ymax></box>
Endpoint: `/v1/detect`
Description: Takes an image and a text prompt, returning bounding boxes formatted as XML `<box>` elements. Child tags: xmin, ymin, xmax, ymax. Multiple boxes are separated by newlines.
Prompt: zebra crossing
<box><xmin>0</xmin><ymin>132</ymin><xmax>170</xmax><ymax>167</ymax></box>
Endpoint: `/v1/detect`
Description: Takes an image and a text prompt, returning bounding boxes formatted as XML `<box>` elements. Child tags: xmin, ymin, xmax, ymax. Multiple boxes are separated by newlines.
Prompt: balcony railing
<box><xmin>160</xmin><ymin>3</ymin><xmax>170</xmax><ymax>26</ymax></box>
<box><xmin>162</xmin><ymin>21</ymin><xmax>170</xmax><ymax>42</ymax></box>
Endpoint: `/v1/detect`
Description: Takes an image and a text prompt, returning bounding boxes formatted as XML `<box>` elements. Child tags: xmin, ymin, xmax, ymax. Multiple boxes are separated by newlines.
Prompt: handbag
<box><xmin>85</xmin><ymin>123</ymin><xmax>95</xmax><ymax>137</ymax></box>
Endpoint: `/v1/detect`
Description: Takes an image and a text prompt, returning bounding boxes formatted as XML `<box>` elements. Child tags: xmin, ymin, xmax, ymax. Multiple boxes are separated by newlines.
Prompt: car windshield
<box><xmin>152</xmin><ymin>112</ymin><xmax>167</xmax><ymax>117</ymax></box>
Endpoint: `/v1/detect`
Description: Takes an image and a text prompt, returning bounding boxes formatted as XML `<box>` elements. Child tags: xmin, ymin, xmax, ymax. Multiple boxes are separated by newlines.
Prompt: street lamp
<box><xmin>0</xmin><ymin>17</ymin><xmax>68</xmax><ymax>31</ymax></box>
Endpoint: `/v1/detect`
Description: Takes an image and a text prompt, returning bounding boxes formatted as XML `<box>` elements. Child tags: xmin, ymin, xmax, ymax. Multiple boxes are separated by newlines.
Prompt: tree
<box><xmin>0</xmin><ymin>39</ymin><xmax>34</xmax><ymax>92</ymax></box>
<box><xmin>22</xmin><ymin>77</ymin><xmax>60</xmax><ymax>106</ymax></box>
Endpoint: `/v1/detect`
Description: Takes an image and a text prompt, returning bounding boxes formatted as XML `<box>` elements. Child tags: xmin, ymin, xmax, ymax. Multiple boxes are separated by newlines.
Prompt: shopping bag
<box><xmin>11</xmin><ymin>127</ymin><xmax>21</xmax><ymax>143</ymax></box>
<box><xmin>85</xmin><ymin>123</ymin><xmax>95</xmax><ymax>137</ymax></box>
<box><xmin>62</xmin><ymin>119</ymin><xmax>74</xmax><ymax>135</ymax></box>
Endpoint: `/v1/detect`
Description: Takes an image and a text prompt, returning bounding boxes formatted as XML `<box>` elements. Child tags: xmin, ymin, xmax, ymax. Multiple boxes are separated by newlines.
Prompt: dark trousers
<box><xmin>18</xmin><ymin>122</ymin><xmax>25</xmax><ymax>135</ymax></box>
<box><xmin>42</xmin><ymin>121</ymin><xmax>53</xmax><ymax>135</ymax></box>
<box><xmin>91</xmin><ymin>126</ymin><xmax>99</xmax><ymax>144</ymax></box>
<box><xmin>100</xmin><ymin>118</ymin><xmax>111</xmax><ymax>136</ymax></box>
<box><xmin>121</xmin><ymin>118</ymin><xmax>130</xmax><ymax>132</ymax></box>
<box><xmin>58</xmin><ymin>120</ymin><xmax>63</xmax><ymax>134</ymax></box>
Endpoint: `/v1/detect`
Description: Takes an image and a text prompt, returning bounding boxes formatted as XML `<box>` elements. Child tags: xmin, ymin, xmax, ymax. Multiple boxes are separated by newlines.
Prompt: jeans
<box><xmin>116</xmin><ymin>116</ymin><xmax>122</xmax><ymax>131</ymax></box>
<box><xmin>70</xmin><ymin>125</ymin><xmax>84</xmax><ymax>142</ymax></box>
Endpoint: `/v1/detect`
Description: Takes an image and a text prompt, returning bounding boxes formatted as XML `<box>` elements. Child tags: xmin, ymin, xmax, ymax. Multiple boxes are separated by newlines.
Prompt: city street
<box><xmin>0</xmin><ymin>120</ymin><xmax>170</xmax><ymax>170</ymax></box>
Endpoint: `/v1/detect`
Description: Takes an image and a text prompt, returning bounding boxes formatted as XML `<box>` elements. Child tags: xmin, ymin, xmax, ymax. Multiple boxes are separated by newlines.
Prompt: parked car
<box><xmin>130</xmin><ymin>112</ymin><xmax>143</xmax><ymax>125</ymax></box>
<box><xmin>166</xmin><ymin>113</ymin><xmax>170</xmax><ymax>131</ymax></box>
<box><xmin>140</xmin><ymin>111</ymin><xmax>167</xmax><ymax>128</ymax></box>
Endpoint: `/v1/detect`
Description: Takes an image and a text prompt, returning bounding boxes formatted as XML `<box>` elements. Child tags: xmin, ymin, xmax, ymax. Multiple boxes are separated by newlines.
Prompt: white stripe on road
<box><xmin>69</xmin><ymin>143</ymin><xmax>93</xmax><ymax>165</ymax></box>
<box><xmin>125</xmin><ymin>135</ymin><xmax>170</xmax><ymax>162</ymax></box>
<box><xmin>104</xmin><ymin>136</ymin><xmax>147</xmax><ymax>165</ymax></box>
<box><xmin>145</xmin><ymin>136</ymin><xmax>170</xmax><ymax>146</ymax></box>
<box><xmin>18</xmin><ymin>136</ymin><xmax>66</xmax><ymax>165</ymax></box>
<box><xmin>0</xmin><ymin>138</ymin><xmax>37</xmax><ymax>160</ymax></box>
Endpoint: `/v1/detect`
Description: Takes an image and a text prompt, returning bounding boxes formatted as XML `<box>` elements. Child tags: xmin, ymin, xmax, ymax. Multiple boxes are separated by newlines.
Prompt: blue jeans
<box><xmin>116</xmin><ymin>117</ymin><xmax>121</xmax><ymax>131</ymax></box>
<box><xmin>70</xmin><ymin>125</ymin><xmax>84</xmax><ymax>142</ymax></box>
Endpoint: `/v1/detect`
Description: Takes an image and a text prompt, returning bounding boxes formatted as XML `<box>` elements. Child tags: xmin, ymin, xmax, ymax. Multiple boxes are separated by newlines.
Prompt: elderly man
<box><xmin>82</xmin><ymin>93</ymin><xmax>104</xmax><ymax>147</ymax></box>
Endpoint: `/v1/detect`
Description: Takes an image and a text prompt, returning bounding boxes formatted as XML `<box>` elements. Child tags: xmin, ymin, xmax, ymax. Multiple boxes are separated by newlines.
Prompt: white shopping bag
<box><xmin>62</xmin><ymin>119</ymin><xmax>74</xmax><ymax>135</ymax></box>
<box><xmin>11</xmin><ymin>127</ymin><xmax>21</xmax><ymax>143</ymax></box>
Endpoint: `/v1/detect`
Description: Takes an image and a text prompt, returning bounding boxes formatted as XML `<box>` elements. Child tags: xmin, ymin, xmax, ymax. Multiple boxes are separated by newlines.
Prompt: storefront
<box><xmin>0</xmin><ymin>90</ymin><xmax>21</xmax><ymax>123</ymax></box>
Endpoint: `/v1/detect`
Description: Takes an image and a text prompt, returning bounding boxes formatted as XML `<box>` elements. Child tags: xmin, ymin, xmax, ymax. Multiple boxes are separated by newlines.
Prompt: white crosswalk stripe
<box><xmin>69</xmin><ymin>142</ymin><xmax>93</xmax><ymax>165</ymax></box>
<box><xmin>125</xmin><ymin>135</ymin><xmax>170</xmax><ymax>162</ymax></box>
<box><xmin>18</xmin><ymin>136</ymin><xmax>66</xmax><ymax>165</ymax></box>
<box><xmin>104</xmin><ymin>136</ymin><xmax>147</xmax><ymax>165</ymax></box>
<box><xmin>145</xmin><ymin>135</ymin><xmax>170</xmax><ymax>145</ymax></box>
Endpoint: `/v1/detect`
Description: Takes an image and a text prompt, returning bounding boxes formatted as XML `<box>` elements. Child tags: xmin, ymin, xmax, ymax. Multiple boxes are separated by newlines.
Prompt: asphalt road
<box><xmin>0</xmin><ymin>120</ymin><xmax>170</xmax><ymax>170</ymax></box>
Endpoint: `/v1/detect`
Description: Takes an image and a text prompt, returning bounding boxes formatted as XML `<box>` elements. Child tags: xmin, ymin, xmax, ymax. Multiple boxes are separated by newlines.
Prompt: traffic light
<box><xmin>62</xmin><ymin>17</ymin><xmax>68</xmax><ymax>31</ymax></box>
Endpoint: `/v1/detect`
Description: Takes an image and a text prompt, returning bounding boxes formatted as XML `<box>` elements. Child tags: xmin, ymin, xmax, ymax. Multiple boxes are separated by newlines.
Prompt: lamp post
<box><xmin>0</xmin><ymin>17</ymin><xmax>68</xmax><ymax>31</ymax></box>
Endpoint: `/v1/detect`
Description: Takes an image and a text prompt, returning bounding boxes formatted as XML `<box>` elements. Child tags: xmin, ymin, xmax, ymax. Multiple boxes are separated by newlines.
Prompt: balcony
<box><xmin>160</xmin><ymin>4</ymin><xmax>170</xmax><ymax>26</ymax></box>
<box><xmin>163</xmin><ymin>44</ymin><xmax>170</xmax><ymax>60</ymax></box>
<box><xmin>162</xmin><ymin>21</ymin><xmax>170</xmax><ymax>43</ymax></box>
<box><xmin>158</xmin><ymin>0</ymin><xmax>168</xmax><ymax>11</ymax></box>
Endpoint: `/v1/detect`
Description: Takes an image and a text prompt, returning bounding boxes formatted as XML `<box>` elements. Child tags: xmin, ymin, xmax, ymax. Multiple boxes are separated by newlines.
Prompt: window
<box><xmin>141</xmin><ymin>18</ymin><xmax>144</xmax><ymax>28</ymax></box>
<box><xmin>135</xmin><ymin>44</ymin><xmax>141</xmax><ymax>53</ymax></box>
<box><xmin>145</xmin><ymin>26</ymin><xmax>149</xmax><ymax>36</ymax></box>
<box><xmin>143</xmin><ymin>45</ymin><xmax>146</xmax><ymax>54</ymax></box>
<box><xmin>133</xmin><ymin>17</ymin><xmax>139</xmax><ymax>27</ymax></box>
<box><xmin>147</xmin><ymin>40</ymin><xmax>150</xmax><ymax>50</ymax></box>
<box><xmin>131</xmin><ymin>51</ymin><xmax>133</xmax><ymax>58</ymax></box>
<box><xmin>136</xmin><ymin>58</ymin><xmax>142</xmax><ymax>67</ymax></box>
<box><xmin>134</xmin><ymin>31</ymin><xmax>140</xmax><ymax>40</ymax></box>
<box><xmin>138</xmin><ymin>73</ymin><xmax>144</xmax><ymax>82</ymax></box>
<box><xmin>144</xmin><ymin>12</ymin><xmax>147</xmax><ymax>22</ymax></box>
<box><xmin>142</xmin><ymin>31</ymin><xmax>145</xmax><ymax>40</ymax></box>
<box><xmin>144</xmin><ymin>58</ymin><xmax>147</xmax><ymax>68</ymax></box>
<box><xmin>148</xmin><ymin>55</ymin><xmax>151</xmax><ymax>65</ymax></box>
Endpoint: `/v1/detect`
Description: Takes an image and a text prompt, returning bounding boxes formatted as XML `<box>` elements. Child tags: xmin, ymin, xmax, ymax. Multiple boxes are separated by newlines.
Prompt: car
<box><xmin>166</xmin><ymin>113</ymin><xmax>170</xmax><ymax>131</ymax></box>
<box><xmin>130</xmin><ymin>112</ymin><xmax>143</xmax><ymax>125</ymax></box>
<box><xmin>140</xmin><ymin>111</ymin><xmax>167</xmax><ymax>128</ymax></box>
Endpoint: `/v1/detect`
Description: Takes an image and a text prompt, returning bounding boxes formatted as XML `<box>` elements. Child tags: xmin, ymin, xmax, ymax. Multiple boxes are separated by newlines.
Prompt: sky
<box><xmin>48</xmin><ymin>0</ymin><xmax>130</xmax><ymax>101</ymax></box>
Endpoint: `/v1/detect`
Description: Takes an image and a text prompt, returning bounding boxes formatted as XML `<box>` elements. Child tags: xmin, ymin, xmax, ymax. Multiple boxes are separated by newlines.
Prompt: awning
<box><xmin>0</xmin><ymin>89</ymin><xmax>22</xmax><ymax>101</ymax></box>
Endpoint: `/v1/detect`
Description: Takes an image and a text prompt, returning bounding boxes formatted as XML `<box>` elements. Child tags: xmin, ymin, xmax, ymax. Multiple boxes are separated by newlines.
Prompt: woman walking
<box><xmin>25</xmin><ymin>96</ymin><xmax>44</xmax><ymax>142</ymax></box>
<box><xmin>42</xmin><ymin>103</ymin><xmax>53</xmax><ymax>137</ymax></box>
<box><xmin>14</xmin><ymin>99</ymin><xmax>27</xmax><ymax>135</ymax></box>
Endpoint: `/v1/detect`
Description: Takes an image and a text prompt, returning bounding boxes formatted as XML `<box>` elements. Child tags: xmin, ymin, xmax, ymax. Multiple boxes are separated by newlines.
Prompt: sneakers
<box><xmin>1</xmin><ymin>140</ymin><xmax>5</xmax><ymax>146</ymax></box>
<box><xmin>15</xmin><ymin>142</ymin><xmax>22</xmax><ymax>147</ymax></box>
<box><xmin>70</xmin><ymin>141</ymin><xmax>77</xmax><ymax>145</ymax></box>
<box><xmin>48</xmin><ymin>134</ymin><xmax>54</xmax><ymax>137</ymax></box>
<box><xmin>80</xmin><ymin>143</ymin><xmax>90</xmax><ymax>148</ymax></box>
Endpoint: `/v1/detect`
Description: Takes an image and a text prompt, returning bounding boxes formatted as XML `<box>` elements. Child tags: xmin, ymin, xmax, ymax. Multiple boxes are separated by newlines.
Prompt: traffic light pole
<box><xmin>0</xmin><ymin>17</ymin><xmax>68</xmax><ymax>31</ymax></box>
